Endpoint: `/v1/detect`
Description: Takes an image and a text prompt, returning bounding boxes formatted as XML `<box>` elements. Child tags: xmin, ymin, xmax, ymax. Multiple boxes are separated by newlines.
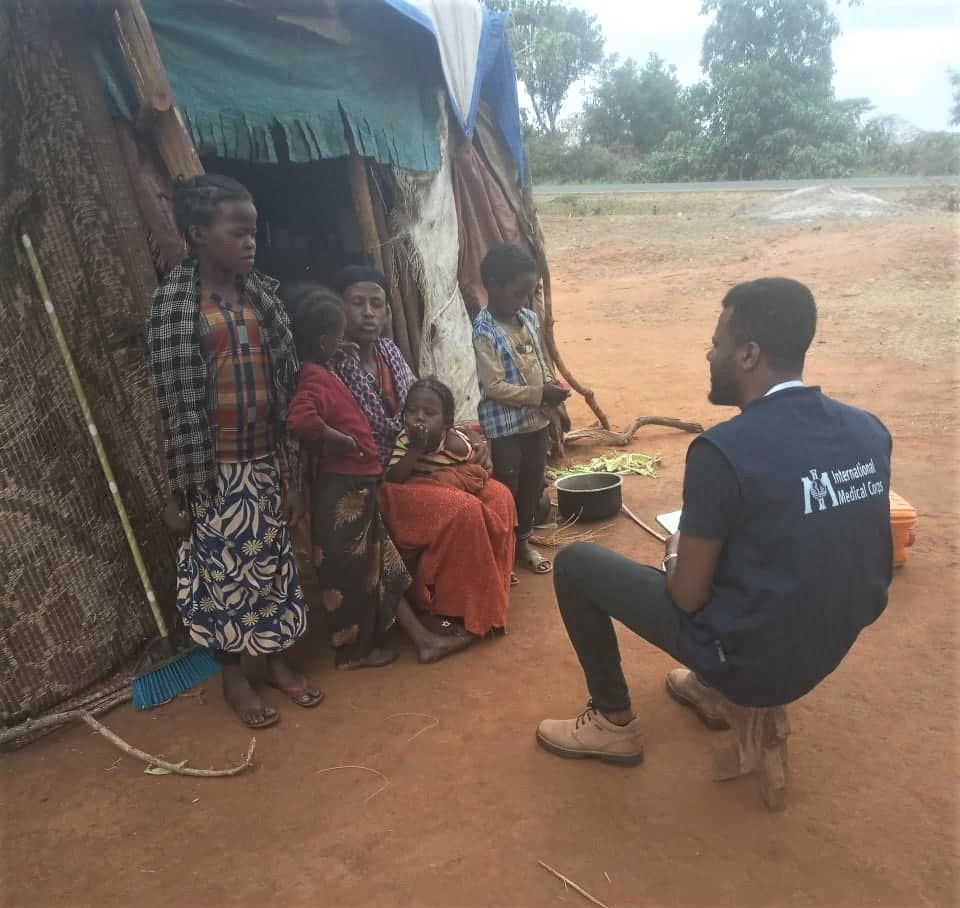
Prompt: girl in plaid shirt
<box><xmin>147</xmin><ymin>175</ymin><xmax>320</xmax><ymax>728</ymax></box>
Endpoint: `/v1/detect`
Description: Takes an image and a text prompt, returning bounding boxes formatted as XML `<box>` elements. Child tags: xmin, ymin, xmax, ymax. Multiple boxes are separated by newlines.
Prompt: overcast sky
<box><xmin>563</xmin><ymin>0</ymin><xmax>959</xmax><ymax>132</ymax></box>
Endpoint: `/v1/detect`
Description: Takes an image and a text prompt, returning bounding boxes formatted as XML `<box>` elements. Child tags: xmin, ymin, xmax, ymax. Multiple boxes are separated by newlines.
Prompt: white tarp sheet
<box><xmin>382</xmin><ymin>0</ymin><xmax>483</xmax><ymax>132</ymax></box>
<box><xmin>393</xmin><ymin>102</ymin><xmax>479</xmax><ymax>423</ymax></box>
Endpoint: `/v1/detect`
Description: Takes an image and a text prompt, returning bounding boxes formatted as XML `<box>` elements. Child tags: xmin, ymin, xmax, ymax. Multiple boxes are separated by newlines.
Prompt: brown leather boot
<box><xmin>536</xmin><ymin>706</ymin><xmax>644</xmax><ymax>766</ymax></box>
<box><xmin>665</xmin><ymin>668</ymin><xmax>730</xmax><ymax>730</ymax></box>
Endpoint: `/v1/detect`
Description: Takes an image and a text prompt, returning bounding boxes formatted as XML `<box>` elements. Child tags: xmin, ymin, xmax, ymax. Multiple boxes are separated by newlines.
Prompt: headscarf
<box><xmin>332</xmin><ymin>339</ymin><xmax>416</xmax><ymax>466</ymax></box>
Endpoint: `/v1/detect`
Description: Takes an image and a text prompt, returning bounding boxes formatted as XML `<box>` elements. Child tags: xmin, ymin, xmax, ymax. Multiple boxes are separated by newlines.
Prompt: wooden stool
<box><xmin>712</xmin><ymin>701</ymin><xmax>791</xmax><ymax>811</ymax></box>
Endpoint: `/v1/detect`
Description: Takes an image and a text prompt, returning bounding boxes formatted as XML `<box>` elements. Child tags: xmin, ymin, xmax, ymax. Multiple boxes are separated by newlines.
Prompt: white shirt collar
<box><xmin>764</xmin><ymin>380</ymin><xmax>805</xmax><ymax>397</ymax></box>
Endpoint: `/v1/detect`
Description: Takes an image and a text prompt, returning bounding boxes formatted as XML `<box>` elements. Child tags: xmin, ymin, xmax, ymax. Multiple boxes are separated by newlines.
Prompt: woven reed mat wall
<box><xmin>0</xmin><ymin>3</ymin><xmax>177</xmax><ymax>724</ymax></box>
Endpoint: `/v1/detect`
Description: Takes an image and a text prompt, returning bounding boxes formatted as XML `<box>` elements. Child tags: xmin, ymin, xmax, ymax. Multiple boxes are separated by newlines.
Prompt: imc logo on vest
<box><xmin>802</xmin><ymin>470</ymin><xmax>839</xmax><ymax>514</ymax></box>
<box><xmin>802</xmin><ymin>461</ymin><xmax>883</xmax><ymax>515</ymax></box>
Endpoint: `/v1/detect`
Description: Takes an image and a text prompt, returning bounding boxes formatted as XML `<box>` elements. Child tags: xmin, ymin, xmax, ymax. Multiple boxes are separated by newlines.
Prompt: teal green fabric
<box><xmin>96</xmin><ymin>0</ymin><xmax>441</xmax><ymax>171</ymax></box>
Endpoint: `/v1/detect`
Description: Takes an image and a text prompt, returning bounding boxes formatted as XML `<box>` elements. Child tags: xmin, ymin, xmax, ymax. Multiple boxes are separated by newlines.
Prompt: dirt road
<box><xmin>2</xmin><ymin>191</ymin><xmax>957</xmax><ymax>907</ymax></box>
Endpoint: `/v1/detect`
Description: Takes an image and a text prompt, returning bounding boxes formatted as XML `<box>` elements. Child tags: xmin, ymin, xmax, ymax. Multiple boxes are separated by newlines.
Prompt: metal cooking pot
<box><xmin>554</xmin><ymin>472</ymin><xmax>623</xmax><ymax>523</ymax></box>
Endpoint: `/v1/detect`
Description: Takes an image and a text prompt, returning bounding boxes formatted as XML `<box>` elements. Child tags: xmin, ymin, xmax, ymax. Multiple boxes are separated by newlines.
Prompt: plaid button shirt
<box><xmin>200</xmin><ymin>297</ymin><xmax>275</xmax><ymax>463</ymax></box>
<box><xmin>472</xmin><ymin>307</ymin><xmax>548</xmax><ymax>439</ymax></box>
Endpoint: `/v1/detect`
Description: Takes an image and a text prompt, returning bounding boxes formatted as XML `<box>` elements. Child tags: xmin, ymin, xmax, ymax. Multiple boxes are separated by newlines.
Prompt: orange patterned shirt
<box><xmin>200</xmin><ymin>295</ymin><xmax>274</xmax><ymax>463</ymax></box>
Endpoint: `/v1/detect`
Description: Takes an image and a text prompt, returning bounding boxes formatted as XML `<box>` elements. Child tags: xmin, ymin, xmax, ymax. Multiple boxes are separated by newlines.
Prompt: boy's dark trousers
<box><xmin>490</xmin><ymin>427</ymin><xmax>549</xmax><ymax>548</ymax></box>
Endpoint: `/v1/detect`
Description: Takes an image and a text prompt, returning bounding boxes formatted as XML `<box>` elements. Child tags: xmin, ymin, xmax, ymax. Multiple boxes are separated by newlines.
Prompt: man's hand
<box><xmin>282</xmin><ymin>487</ymin><xmax>306</xmax><ymax>530</ymax></box>
<box><xmin>162</xmin><ymin>494</ymin><xmax>192</xmax><ymax>539</ymax></box>
<box><xmin>665</xmin><ymin>532</ymin><xmax>724</xmax><ymax>614</ymax></box>
<box><xmin>542</xmin><ymin>381</ymin><xmax>572</xmax><ymax>407</ymax></box>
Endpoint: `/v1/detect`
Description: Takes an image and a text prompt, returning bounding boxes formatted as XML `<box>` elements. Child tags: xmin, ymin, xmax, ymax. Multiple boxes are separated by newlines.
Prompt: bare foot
<box><xmin>417</xmin><ymin>631</ymin><xmax>474</xmax><ymax>664</ymax></box>
<box><xmin>221</xmin><ymin>663</ymin><xmax>278</xmax><ymax>728</ymax></box>
<box><xmin>336</xmin><ymin>647</ymin><xmax>398</xmax><ymax>671</ymax></box>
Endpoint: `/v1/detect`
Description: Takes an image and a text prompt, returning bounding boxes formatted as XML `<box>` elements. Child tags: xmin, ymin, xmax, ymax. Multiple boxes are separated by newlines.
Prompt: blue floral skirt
<box><xmin>177</xmin><ymin>458</ymin><xmax>307</xmax><ymax>654</ymax></box>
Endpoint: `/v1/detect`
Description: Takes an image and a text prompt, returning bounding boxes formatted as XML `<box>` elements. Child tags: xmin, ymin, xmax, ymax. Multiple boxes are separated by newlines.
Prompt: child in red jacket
<box><xmin>286</xmin><ymin>287</ymin><xmax>398</xmax><ymax>670</ymax></box>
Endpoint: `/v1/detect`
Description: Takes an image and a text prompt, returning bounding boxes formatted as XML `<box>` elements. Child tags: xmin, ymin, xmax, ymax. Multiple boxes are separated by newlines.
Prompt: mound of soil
<box><xmin>753</xmin><ymin>185</ymin><xmax>902</xmax><ymax>222</ymax></box>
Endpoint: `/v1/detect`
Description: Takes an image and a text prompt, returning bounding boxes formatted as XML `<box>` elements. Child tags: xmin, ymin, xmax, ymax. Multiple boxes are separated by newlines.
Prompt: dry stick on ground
<box><xmin>621</xmin><ymin>504</ymin><xmax>667</xmax><ymax>544</ymax></box>
<box><xmin>0</xmin><ymin>689</ymin><xmax>132</xmax><ymax>748</ymax></box>
<box><xmin>565</xmin><ymin>415</ymin><xmax>704</xmax><ymax>447</ymax></box>
<box><xmin>1</xmin><ymin>703</ymin><xmax>256</xmax><ymax>775</ymax></box>
<box><xmin>77</xmin><ymin>712</ymin><xmax>257</xmax><ymax>777</ymax></box>
<box><xmin>537</xmin><ymin>861</ymin><xmax>613</xmax><ymax>908</ymax></box>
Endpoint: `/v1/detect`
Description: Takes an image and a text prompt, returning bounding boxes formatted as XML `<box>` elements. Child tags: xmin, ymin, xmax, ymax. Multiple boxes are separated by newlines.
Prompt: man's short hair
<box><xmin>722</xmin><ymin>278</ymin><xmax>817</xmax><ymax>372</ymax></box>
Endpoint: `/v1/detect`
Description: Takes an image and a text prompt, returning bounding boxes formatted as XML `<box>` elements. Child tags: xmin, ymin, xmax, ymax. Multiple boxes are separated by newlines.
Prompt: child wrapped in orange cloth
<box><xmin>381</xmin><ymin>377</ymin><xmax>517</xmax><ymax>637</ymax></box>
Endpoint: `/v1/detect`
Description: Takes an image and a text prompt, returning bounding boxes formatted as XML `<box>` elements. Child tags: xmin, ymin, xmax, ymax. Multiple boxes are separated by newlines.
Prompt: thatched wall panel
<box><xmin>0</xmin><ymin>2</ymin><xmax>176</xmax><ymax>723</ymax></box>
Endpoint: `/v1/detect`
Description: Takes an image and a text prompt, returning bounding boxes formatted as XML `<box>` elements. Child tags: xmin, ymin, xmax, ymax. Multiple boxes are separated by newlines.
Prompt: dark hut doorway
<box><xmin>203</xmin><ymin>155</ymin><xmax>361</xmax><ymax>290</ymax></box>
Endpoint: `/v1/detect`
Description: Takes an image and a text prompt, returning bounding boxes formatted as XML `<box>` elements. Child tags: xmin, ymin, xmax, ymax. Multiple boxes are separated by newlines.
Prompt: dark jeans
<box><xmin>490</xmin><ymin>427</ymin><xmax>549</xmax><ymax>545</ymax></box>
<box><xmin>554</xmin><ymin>542</ymin><xmax>687</xmax><ymax>714</ymax></box>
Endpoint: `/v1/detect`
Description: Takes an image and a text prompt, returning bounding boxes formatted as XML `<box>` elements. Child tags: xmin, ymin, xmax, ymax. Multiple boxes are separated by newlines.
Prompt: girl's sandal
<box><xmin>266</xmin><ymin>677</ymin><xmax>324</xmax><ymax>708</ymax></box>
<box><xmin>510</xmin><ymin>572</ymin><xmax>519</xmax><ymax>586</ymax></box>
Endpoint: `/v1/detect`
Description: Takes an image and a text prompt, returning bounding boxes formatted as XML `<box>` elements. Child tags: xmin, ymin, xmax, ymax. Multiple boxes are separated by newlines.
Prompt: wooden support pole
<box><xmin>345</xmin><ymin>143</ymin><xmax>385</xmax><ymax>276</ymax></box>
<box><xmin>367</xmin><ymin>165</ymin><xmax>415</xmax><ymax>367</ymax></box>
<box><xmin>537</xmin><ymin>253</ymin><xmax>609</xmax><ymax>430</ymax></box>
<box><xmin>112</xmin><ymin>0</ymin><xmax>202</xmax><ymax>180</ymax></box>
<box><xmin>518</xmin><ymin>160</ymin><xmax>609</xmax><ymax>430</ymax></box>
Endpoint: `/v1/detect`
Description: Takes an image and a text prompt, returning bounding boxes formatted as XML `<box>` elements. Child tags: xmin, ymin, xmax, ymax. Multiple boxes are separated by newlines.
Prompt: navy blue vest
<box><xmin>676</xmin><ymin>386</ymin><xmax>893</xmax><ymax>706</ymax></box>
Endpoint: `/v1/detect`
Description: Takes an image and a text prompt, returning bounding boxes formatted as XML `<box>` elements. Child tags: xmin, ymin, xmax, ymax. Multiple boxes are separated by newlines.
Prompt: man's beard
<box><xmin>708</xmin><ymin>367</ymin><xmax>739</xmax><ymax>407</ymax></box>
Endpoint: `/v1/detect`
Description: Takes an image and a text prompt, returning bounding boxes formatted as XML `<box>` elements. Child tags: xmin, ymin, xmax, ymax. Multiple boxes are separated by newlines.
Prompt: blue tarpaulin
<box><xmin>381</xmin><ymin>2</ymin><xmax>525</xmax><ymax>181</ymax></box>
<box><xmin>476</xmin><ymin>8</ymin><xmax>524</xmax><ymax>183</ymax></box>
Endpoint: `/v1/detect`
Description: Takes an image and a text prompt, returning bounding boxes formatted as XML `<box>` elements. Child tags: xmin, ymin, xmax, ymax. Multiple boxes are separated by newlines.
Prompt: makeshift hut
<box><xmin>0</xmin><ymin>0</ymin><xmax>597</xmax><ymax>726</ymax></box>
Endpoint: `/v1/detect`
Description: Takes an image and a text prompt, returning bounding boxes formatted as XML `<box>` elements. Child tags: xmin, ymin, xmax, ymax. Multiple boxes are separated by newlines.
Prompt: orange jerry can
<box><xmin>889</xmin><ymin>489</ymin><xmax>918</xmax><ymax>567</ymax></box>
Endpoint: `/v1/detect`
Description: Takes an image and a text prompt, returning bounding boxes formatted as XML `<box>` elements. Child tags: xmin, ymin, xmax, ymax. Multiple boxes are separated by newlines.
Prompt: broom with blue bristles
<box><xmin>20</xmin><ymin>228</ymin><xmax>220</xmax><ymax>710</ymax></box>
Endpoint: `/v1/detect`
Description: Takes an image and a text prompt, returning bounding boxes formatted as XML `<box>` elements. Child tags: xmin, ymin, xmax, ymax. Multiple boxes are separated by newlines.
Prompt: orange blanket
<box><xmin>380</xmin><ymin>475</ymin><xmax>516</xmax><ymax>636</ymax></box>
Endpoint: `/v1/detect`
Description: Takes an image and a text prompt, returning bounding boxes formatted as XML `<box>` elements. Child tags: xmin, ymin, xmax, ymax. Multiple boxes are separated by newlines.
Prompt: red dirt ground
<box><xmin>2</xmin><ymin>197</ymin><xmax>957</xmax><ymax>907</ymax></box>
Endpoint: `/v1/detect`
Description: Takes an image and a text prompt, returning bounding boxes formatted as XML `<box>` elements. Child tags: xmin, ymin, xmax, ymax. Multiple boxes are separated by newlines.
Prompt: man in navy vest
<box><xmin>537</xmin><ymin>278</ymin><xmax>892</xmax><ymax>766</ymax></box>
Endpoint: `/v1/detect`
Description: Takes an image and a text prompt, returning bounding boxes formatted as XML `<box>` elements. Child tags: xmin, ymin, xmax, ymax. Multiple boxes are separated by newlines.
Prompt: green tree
<box><xmin>582</xmin><ymin>54</ymin><xmax>686</xmax><ymax>153</ymax></box>
<box><xmin>488</xmin><ymin>0</ymin><xmax>604</xmax><ymax>134</ymax></box>
<box><xmin>950</xmin><ymin>69</ymin><xmax>960</xmax><ymax>126</ymax></box>
<box><xmin>700</xmin><ymin>0</ymin><xmax>840</xmax><ymax>88</ymax></box>
<box><xmin>696</xmin><ymin>0</ymin><xmax>867</xmax><ymax>179</ymax></box>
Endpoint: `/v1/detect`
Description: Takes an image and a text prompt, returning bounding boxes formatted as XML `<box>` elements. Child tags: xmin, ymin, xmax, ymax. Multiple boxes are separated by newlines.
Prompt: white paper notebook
<box><xmin>656</xmin><ymin>510</ymin><xmax>682</xmax><ymax>535</ymax></box>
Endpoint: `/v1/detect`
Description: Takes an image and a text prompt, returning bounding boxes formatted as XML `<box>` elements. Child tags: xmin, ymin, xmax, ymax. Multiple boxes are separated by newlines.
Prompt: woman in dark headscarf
<box><xmin>329</xmin><ymin>266</ymin><xmax>415</xmax><ymax>462</ymax></box>
<box><xmin>331</xmin><ymin>267</ymin><xmax>517</xmax><ymax>638</ymax></box>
